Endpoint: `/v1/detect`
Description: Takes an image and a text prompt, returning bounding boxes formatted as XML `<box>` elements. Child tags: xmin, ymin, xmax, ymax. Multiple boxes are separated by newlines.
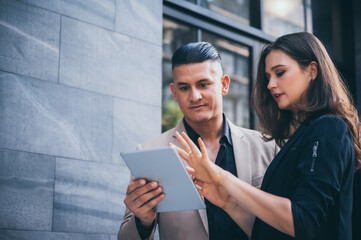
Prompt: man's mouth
<box><xmin>190</xmin><ymin>104</ymin><xmax>206</xmax><ymax>110</ymax></box>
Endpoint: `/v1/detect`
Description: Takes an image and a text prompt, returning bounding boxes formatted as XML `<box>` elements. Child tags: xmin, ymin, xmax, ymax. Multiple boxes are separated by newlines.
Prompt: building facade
<box><xmin>0</xmin><ymin>0</ymin><xmax>162</xmax><ymax>239</ymax></box>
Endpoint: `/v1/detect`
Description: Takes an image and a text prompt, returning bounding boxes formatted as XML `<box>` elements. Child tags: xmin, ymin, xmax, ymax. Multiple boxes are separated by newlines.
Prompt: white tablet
<box><xmin>120</xmin><ymin>147</ymin><xmax>206</xmax><ymax>212</ymax></box>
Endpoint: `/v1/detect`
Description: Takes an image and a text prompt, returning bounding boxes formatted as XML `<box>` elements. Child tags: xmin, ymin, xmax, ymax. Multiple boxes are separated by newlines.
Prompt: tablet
<box><xmin>120</xmin><ymin>147</ymin><xmax>206</xmax><ymax>212</ymax></box>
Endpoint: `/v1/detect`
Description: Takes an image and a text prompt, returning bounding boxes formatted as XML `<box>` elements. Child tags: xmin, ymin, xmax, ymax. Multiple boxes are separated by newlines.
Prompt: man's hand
<box><xmin>123</xmin><ymin>177</ymin><xmax>165</xmax><ymax>228</ymax></box>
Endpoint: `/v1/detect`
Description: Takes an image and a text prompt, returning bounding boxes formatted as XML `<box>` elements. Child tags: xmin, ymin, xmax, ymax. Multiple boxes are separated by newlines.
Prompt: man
<box><xmin>118</xmin><ymin>42</ymin><xmax>278</xmax><ymax>240</ymax></box>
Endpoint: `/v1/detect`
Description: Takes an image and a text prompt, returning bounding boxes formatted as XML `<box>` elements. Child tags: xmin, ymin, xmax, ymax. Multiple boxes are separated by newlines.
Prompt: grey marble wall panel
<box><xmin>21</xmin><ymin>0</ymin><xmax>115</xmax><ymax>30</ymax></box>
<box><xmin>113</xmin><ymin>98</ymin><xmax>161</xmax><ymax>163</ymax></box>
<box><xmin>0</xmin><ymin>71</ymin><xmax>113</xmax><ymax>162</ymax></box>
<box><xmin>115</xmin><ymin>0</ymin><xmax>162</xmax><ymax>45</ymax></box>
<box><xmin>59</xmin><ymin>17</ymin><xmax>162</xmax><ymax>106</ymax></box>
<box><xmin>53</xmin><ymin>158</ymin><xmax>129</xmax><ymax>233</ymax></box>
<box><xmin>0</xmin><ymin>230</ymin><xmax>110</xmax><ymax>240</ymax></box>
<box><xmin>0</xmin><ymin>0</ymin><xmax>60</xmax><ymax>82</ymax></box>
<box><xmin>0</xmin><ymin>149</ymin><xmax>54</xmax><ymax>230</ymax></box>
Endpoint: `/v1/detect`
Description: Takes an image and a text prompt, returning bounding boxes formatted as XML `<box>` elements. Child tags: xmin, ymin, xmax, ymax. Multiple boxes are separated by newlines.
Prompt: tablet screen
<box><xmin>120</xmin><ymin>147</ymin><xmax>206</xmax><ymax>212</ymax></box>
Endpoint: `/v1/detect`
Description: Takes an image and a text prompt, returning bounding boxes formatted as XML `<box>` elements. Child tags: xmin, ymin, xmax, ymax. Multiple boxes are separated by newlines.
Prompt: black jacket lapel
<box><xmin>261</xmin><ymin>124</ymin><xmax>308</xmax><ymax>190</ymax></box>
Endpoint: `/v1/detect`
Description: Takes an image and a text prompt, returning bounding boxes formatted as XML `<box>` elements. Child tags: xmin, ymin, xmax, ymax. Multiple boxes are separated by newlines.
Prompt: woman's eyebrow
<box><xmin>271</xmin><ymin>64</ymin><xmax>285</xmax><ymax>70</ymax></box>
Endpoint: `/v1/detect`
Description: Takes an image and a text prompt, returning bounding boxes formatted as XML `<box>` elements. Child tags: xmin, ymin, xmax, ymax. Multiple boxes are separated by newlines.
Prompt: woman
<box><xmin>171</xmin><ymin>32</ymin><xmax>361</xmax><ymax>239</ymax></box>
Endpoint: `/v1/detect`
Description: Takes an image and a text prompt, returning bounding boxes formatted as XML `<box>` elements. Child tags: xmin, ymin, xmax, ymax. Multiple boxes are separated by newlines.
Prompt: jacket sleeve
<box><xmin>117</xmin><ymin>208</ymin><xmax>158</xmax><ymax>240</ymax></box>
<box><xmin>290</xmin><ymin>116</ymin><xmax>354</xmax><ymax>240</ymax></box>
<box><xmin>117</xmin><ymin>143</ymin><xmax>158</xmax><ymax>240</ymax></box>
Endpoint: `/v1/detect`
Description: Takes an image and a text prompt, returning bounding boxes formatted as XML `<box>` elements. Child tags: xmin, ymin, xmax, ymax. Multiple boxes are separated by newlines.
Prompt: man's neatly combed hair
<box><xmin>252</xmin><ymin>32</ymin><xmax>361</xmax><ymax>171</ymax></box>
<box><xmin>171</xmin><ymin>42</ymin><xmax>221</xmax><ymax>69</ymax></box>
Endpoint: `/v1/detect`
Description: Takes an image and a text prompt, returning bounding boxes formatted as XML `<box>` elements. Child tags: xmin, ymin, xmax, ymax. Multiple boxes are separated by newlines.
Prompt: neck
<box><xmin>185</xmin><ymin>115</ymin><xmax>224</xmax><ymax>141</ymax></box>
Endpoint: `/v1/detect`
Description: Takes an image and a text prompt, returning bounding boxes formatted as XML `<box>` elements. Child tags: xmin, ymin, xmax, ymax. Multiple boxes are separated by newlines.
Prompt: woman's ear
<box><xmin>309</xmin><ymin>61</ymin><xmax>318</xmax><ymax>80</ymax></box>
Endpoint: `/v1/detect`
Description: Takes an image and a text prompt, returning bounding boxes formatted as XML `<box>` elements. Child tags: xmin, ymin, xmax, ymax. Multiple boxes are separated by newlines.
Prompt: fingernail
<box><xmin>151</xmin><ymin>182</ymin><xmax>157</xmax><ymax>187</ymax></box>
<box><xmin>140</xmin><ymin>180</ymin><xmax>146</xmax><ymax>185</ymax></box>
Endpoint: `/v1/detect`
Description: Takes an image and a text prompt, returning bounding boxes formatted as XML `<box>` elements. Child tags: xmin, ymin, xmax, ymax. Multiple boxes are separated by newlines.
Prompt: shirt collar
<box><xmin>183</xmin><ymin>114</ymin><xmax>232</xmax><ymax>146</ymax></box>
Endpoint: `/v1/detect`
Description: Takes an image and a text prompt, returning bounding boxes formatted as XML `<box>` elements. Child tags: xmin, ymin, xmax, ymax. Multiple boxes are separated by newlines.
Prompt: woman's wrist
<box><xmin>223</xmin><ymin>194</ymin><xmax>239</xmax><ymax>213</ymax></box>
<box><xmin>212</xmin><ymin>165</ymin><xmax>226</xmax><ymax>186</ymax></box>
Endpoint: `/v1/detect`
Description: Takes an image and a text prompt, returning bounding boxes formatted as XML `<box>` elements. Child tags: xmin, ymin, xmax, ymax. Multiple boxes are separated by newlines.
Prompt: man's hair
<box><xmin>171</xmin><ymin>42</ymin><xmax>221</xmax><ymax>69</ymax></box>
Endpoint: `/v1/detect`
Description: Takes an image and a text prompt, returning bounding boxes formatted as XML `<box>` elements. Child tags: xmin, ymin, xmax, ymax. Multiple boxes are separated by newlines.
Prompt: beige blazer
<box><xmin>118</xmin><ymin>119</ymin><xmax>278</xmax><ymax>240</ymax></box>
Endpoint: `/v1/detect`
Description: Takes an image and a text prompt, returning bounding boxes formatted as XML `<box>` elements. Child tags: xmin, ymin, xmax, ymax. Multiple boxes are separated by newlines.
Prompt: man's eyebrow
<box><xmin>176</xmin><ymin>82</ymin><xmax>189</xmax><ymax>86</ymax></box>
<box><xmin>197</xmin><ymin>79</ymin><xmax>209</xmax><ymax>83</ymax></box>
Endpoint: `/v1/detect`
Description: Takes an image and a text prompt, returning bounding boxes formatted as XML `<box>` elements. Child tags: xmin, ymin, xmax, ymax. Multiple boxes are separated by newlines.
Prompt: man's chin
<box><xmin>185</xmin><ymin>114</ymin><xmax>214</xmax><ymax>124</ymax></box>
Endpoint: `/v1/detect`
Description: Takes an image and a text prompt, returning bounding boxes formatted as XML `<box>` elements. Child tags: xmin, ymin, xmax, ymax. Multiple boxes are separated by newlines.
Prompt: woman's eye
<box><xmin>276</xmin><ymin>71</ymin><xmax>285</xmax><ymax>77</ymax></box>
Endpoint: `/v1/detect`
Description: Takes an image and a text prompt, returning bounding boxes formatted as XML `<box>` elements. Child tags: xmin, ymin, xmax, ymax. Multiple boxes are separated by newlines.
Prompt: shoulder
<box><xmin>239</xmin><ymin>126</ymin><xmax>264</xmax><ymax>138</ymax></box>
<box><xmin>228</xmin><ymin>120</ymin><xmax>279</xmax><ymax>153</ymax></box>
<box><xmin>140</xmin><ymin>128</ymin><xmax>176</xmax><ymax>149</ymax></box>
<box><xmin>139</xmin><ymin>120</ymin><xmax>185</xmax><ymax>149</ymax></box>
<box><xmin>306</xmin><ymin>115</ymin><xmax>350</xmax><ymax>138</ymax></box>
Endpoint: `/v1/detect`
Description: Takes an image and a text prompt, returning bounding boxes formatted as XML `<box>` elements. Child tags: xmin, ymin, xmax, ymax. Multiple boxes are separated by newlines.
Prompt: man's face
<box><xmin>170</xmin><ymin>60</ymin><xmax>230</xmax><ymax>125</ymax></box>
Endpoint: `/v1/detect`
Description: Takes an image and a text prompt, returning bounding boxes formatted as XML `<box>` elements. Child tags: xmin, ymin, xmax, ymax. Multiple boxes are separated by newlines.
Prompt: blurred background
<box><xmin>0</xmin><ymin>0</ymin><xmax>360</xmax><ymax>239</ymax></box>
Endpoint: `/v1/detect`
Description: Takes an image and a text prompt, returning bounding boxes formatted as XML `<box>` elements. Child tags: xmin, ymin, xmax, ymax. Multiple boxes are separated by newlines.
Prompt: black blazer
<box><xmin>252</xmin><ymin>115</ymin><xmax>355</xmax><ymax>240</ymax></box>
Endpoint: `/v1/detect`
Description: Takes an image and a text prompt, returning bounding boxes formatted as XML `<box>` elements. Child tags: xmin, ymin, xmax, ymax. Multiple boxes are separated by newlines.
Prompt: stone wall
<box><xmin>0</xmin><ymin>0</ymin><xmax>162</xmax><ymax>239</ymax></box>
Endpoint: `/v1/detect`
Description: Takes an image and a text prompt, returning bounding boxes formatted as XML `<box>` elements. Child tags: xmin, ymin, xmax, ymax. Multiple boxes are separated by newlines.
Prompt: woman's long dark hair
<box><xmin>252</xmin><ymin>32</ymin><xmax>361</xmax><ymax>170</ymax></box>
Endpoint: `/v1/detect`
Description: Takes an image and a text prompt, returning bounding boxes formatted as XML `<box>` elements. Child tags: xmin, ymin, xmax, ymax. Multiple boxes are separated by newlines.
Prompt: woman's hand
<box><xmin>170</xmin><ymin>131</ymin><xmax>224</xmax><ymax>185</ymax></box>
<box><xmin>195</xmin><ymin>179</ymin><xmax>234</xmax><ymax>209</ymax></box>
<box><xmin>169</xmin><ymin>131</ymin><xmax>232</xmax><ymax>208</ymax></box>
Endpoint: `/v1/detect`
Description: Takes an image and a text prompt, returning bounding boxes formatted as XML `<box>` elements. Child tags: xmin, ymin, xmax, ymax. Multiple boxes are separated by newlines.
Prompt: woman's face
<box><xmin>265</xmin><ymin>50</ymin><xmax>313</xmax><ymax>112</ymax></box>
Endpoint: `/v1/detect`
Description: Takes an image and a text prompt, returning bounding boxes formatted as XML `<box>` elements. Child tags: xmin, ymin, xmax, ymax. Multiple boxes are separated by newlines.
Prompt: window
<box><xmin>263</xmin><ymin>0</ymin><xmax>311</xmax><ymax>37</ymax></box>
<box><xmin>185</xmin><ymin>0</ymin><xmax>250</xmax><ymax>24</ymax></box>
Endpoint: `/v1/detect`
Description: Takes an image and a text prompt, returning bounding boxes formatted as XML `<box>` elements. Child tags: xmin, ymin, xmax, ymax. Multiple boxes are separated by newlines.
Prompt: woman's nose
<box><xmin>267</xmin><ymin>77</ymin><xmax>277</xmax><ymax>90</ymax></box>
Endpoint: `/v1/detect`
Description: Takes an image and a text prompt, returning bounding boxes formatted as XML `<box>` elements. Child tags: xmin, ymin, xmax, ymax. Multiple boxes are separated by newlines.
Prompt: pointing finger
<box><xmin>180</xmin><ymin>131</ymin><xmax>201</xmax><ymax>156</ymax></box>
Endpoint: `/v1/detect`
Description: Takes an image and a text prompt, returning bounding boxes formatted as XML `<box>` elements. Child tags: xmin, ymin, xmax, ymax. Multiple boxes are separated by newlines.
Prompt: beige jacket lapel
<box><xmin>228</xmin><ymin>120</ymin><xmax>252</xmax><ymax>184</ymax></box>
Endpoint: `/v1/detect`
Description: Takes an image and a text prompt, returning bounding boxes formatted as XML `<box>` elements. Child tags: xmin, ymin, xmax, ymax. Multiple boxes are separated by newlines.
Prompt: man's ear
<box><xmin>308</xmin><ymin>61</ymin><xmax>318</xmax><ymax>80</ymax></box>
<box><xmin>170</xmin><ymin>82</ymin><xmax>178</xmax><ymax>102</ymax></box>
<box><xmin>221</xmin><ymin>75</ymin><xmax>230</xmax><ymax>96</ymax></box>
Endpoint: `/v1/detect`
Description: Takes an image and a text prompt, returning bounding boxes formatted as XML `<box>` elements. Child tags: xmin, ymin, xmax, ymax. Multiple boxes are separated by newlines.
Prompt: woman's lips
<box><xmin>273</xmin><ymin>93</ymin><xmax>284</xmax><ymax>102</ymax></box>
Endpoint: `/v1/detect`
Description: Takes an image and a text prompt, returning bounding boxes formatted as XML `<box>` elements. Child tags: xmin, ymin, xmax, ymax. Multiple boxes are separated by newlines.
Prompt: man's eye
<box><xmin>199</xmin><ymin>83</ymin><xmax>208</xmax><ymax>88</ymax></box>
<box><xmin>276</xmin><ymin>71</ymin><xmax>285</xmax><ymax>77</ymax></box>
<box><xmin>179</xmin><ymin>86</ymin><xmax>189</xmax><ymax>91</ymax></box>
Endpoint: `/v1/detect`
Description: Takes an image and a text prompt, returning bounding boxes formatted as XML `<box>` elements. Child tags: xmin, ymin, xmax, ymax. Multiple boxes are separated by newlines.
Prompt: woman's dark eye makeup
<box><xmin>276</xmin><ymin>71</ymin><xmax>285</xmax><ymax>77</ymax></box>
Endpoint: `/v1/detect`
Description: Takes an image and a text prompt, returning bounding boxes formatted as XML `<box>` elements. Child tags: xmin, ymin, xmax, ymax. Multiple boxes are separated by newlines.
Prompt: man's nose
<box><xmin>267</xmin><ymin>77</ymin><xmax>277</xmax><ymax>90</ymax></box>
<box><xmin>189</xmin><ymin>88</ymin><xmax>202</xmax><ymax>101</ymax></box>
